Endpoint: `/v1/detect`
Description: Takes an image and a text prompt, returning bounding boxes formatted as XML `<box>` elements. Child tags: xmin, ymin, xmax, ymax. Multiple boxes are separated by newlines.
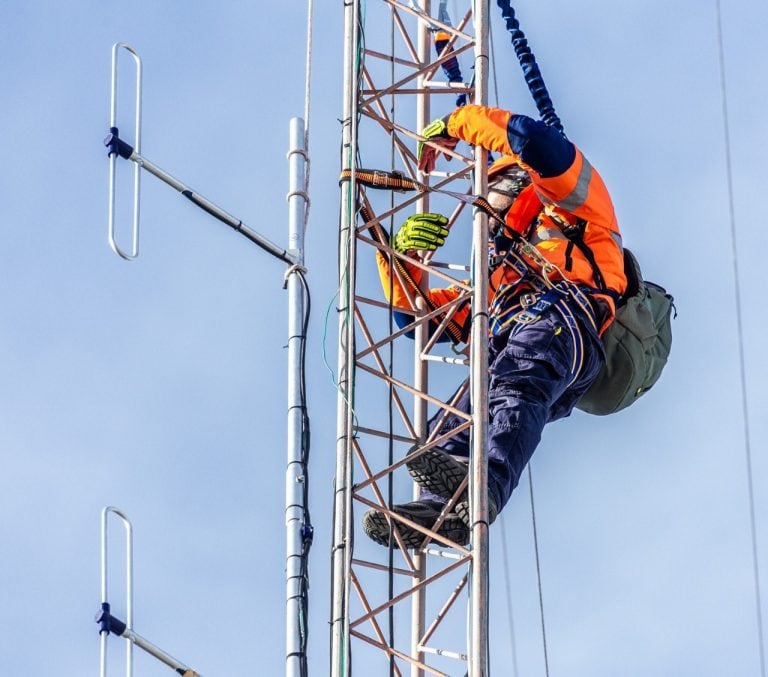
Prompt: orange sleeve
<box><xmin>535</xmin><ymin>150</ymin><xmax>617</xmax><ymax>232</ymax></box>
<box><xmin>376</xmin><ymin>250</ymin><xmax>466</xmax><ymax>311</ymax></box>
<box><xmin>447</xmin><ymin>104</ymin><xmax>626</xmax><ymax>311</ymax></box>
<box><xmin>448</xmin><ymin>105</ymin><xmax>620</xmax><ymax>245</ymax></box>
<box><xmin>447</xmin><ymin>105</ymin><xmax>518</xmax><ymax>158</ymax></box>
<box><xmin>376</xmin><ymin>250</ymin><xmax>422</xmax><ymax>309</ymax></box>
<box><xmin>376</xmin><ymin>250</ymin><xmax>470</xmax><ymax>340</ymax></box>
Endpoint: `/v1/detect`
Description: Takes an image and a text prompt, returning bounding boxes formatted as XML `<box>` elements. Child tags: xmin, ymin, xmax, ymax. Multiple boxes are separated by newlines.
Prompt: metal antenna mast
<box><xmin>331</xmin><ymin>1</ymin><xmax>489</xmax><ymax>674</ymax></box>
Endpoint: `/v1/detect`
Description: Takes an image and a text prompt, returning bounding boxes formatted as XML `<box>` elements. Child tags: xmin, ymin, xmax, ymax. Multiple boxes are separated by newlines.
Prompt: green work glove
<box><xmin>417</xmin><ymin>116</ymin><xmax>458</xmax><ymax>173</ymax></box>
<box><xmin>392</xmin><ymin>213</ymin><xmax>450</xmax><ymax>253</ymax></box>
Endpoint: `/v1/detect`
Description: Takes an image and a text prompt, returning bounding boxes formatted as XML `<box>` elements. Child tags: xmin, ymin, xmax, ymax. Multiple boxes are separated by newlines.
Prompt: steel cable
<box><xmin>715</xmin><ymin>2</ymin><xmax>766</xmax><ymax>674</ymax></box>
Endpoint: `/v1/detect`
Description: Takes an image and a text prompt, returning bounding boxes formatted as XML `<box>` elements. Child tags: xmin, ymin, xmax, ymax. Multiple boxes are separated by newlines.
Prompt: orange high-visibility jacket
<box><xmin>377</xmin><ymin>105</ymin><xmax>627</xmax><ymax>339</ymax></box>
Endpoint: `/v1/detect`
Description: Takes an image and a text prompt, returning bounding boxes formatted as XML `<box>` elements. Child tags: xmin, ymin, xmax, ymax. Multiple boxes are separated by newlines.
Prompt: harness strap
<box><xmin>492</xmin><ymin>282</ymin><xmax>589</xmax><ymax>388</ymax></box>
<box><xmin>554</xmin><ymin>299</ymin><xmax>586</xmax><ymax>388</ymax></box>
<box><xmin>344</xmin><ymin>168</ymin><xmax>603</xmax><ymax>344</ymax></box>
<box><xmin>567</xmin><ymin>227</ymin><xmax>607</xmax><ymax>290</ymax></box>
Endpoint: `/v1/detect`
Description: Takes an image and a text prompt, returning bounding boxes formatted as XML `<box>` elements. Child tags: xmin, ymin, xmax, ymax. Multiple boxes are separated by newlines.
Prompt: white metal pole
<box><xmin>120</xmin><ymin>628</ymin><xmax>197</xmax><ymax>674</ymax></box>
<box><xmin>469</xmin><ymin>1</ymin><xmax>490</xmax><ymax>674</ymax></box>
<box><xmin>286</xmin><ymin>117</ymin><xmax>308</xmax><ymax>677</ymax></box>
<box><xmin>331</xmin><ymin>0</ymin><xmax>359</xmax><ymax>673</ymax></box>
<box><xmin>411</xmin><ymin>3</ymin><xmax>431</xmax><ymax>674</ymax></box>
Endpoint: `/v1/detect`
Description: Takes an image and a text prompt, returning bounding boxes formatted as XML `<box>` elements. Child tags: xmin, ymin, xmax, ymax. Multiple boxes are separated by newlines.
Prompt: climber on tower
<box><xmin>363</xmin><ymin>104</ymin><xmax>627</xmax><ymax>547</ymax></box>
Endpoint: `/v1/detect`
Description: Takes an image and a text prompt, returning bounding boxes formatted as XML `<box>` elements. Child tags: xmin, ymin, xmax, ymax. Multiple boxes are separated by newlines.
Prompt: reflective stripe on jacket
<box><xmin>375</xmin><ymin>105</ymin><xmax>626</xmax><ymax>339</ymax></box>
<box><xmin>450</xmin><ymin>105</ymin><xmax>626</xmax><ymax>332</ymax></box>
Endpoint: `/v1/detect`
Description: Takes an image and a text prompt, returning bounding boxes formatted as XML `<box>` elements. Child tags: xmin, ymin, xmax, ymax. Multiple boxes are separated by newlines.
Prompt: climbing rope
<box><xmin>715</xmin><ymin>2</ymin><xmax>766</xmax><ymax>674</ymax></box>
<box><xmin>495</xmin><ymin>0</ymin><xmax>563</xmax><ymax>133</ymax></box>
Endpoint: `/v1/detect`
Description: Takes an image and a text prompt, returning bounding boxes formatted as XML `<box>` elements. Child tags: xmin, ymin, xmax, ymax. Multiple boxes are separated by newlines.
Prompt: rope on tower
<box><xmin>495</xmin><ymin>0</ymin><xmax>563</xmax><ymax>133</ymax></box>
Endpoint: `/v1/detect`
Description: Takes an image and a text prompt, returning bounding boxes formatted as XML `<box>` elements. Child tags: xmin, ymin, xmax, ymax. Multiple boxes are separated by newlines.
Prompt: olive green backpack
<box><xmin>576</xmin><ymin>249</ymin><xmax>675</xmax><ymax>416</ymax></box>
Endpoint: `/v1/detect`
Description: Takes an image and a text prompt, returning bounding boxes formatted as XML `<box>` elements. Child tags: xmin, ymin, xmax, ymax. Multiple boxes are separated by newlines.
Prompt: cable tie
<box><xmin>286</xmin><ymin>148</ymin><xmax>309</xmax><ymax>161</ymax></box>
<box><xmin>283</xmin><ymin>263</ymin><xmax>309</xmax><ymax>288</ymax></box>
<box><xmin>286</xmin><ymin>189</ymin><xmax>311</xmax><ymax>206</ymax></box>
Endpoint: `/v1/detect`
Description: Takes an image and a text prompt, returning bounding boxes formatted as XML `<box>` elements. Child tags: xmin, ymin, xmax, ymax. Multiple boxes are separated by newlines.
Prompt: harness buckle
<box><xmin>512</xmin><ymin>309</ymin><xmax>540</xmax><ymax>325</ymax></box>
<box><xmin>519</xmin><ymin>292</ymin><xmax>538</xmax><ymax>309</ymax></box>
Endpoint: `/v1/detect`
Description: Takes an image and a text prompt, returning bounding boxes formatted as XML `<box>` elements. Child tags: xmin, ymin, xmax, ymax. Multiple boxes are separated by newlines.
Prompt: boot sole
<box><xmin>362</xmin><ymin>508</ymin><xmax>469</xmax><ymax>548</ymax></box>
<box><xmin>406</xmin><ymin>448</ymin><xmax>468</xmax><ymax>500</ymax></box>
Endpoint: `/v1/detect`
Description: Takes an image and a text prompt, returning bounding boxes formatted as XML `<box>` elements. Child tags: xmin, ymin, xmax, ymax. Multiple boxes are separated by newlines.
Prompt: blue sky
<box><xmin>1</xmin><ymin>1</ymin><xmax>766</xmax><ymax>675</ymax></box>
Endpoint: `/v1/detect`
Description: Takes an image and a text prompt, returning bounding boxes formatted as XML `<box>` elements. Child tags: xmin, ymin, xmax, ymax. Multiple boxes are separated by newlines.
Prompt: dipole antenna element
<box><xmin>107</xmin><ymin>43</ymin><xmax>142</xmax><ymax>260</ymax></box>
<box><xmin>104</xmin><ymin>43</ymin><xmax>298</xmax><ymax>266</ymax></box>
<box><xmin>97</xmin><ymin>507</ymin><xmax>202</xmax><ymax>677</ymax></box>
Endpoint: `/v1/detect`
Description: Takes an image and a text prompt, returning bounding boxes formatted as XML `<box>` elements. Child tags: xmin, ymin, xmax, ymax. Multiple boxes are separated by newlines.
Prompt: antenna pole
<box><xmin>286</xmin><ymin>117</ymin><xmax>310</xmax><ymax>677</ymax></box>
<box><xmin>469</xmin><ymin>1</ymin><xmax>490</xmax><ymax>674</ymax></box>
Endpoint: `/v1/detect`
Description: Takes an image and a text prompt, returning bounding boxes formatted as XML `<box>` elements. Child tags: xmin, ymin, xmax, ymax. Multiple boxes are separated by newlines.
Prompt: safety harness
<box><xmin>489</xmin><ymin>227</ymin><xmax>597</xmax><ymax>387</ymax></box>
<box><xmin>339</xmin><ymin>0</ymin><xmax>606</xmax><ymax>384</ymax></box>
<box><xmin>345</xmin><ymin>1</ymin><xmax>673</xmax><ymax>410</ymax></box>
<box><xmin>343</xmin><ymin>167</ymin><xmax>599</xmax><ymax>386</ymax></box>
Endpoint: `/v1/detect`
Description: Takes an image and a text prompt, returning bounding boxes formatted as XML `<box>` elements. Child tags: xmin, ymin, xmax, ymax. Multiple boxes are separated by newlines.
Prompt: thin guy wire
<box><xmin>528</xmin><ymin>466</ymin><xmax>550</xmax><ymax>677</ymax></box>
<box><xmin>302</xmin><ymin>0</ymin><xmax>314</xmax><ymax>232</ymax></box>
<box><xmin>499</xmin><ymin>515</ymin><xmax>520</xmax><ymax>677</ymax></box>
<box><xmin>715</xmin><ymin>2</ymin><xmax>766</xmax><ymax>675</ymax></box>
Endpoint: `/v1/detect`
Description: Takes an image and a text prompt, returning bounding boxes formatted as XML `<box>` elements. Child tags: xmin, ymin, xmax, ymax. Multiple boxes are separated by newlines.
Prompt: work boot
<box><xmin>406</xmin><ymin>447</ymin><xmax>499</xmax><ymax>528</ymax></box>
<box><xmin>405</xmin><ymin>447</ymin><xmax>468</xmax><ymax>500</ymax></box>
<box><xmin>362</xmin><ymin>500</ymin><xmax>469</xmax><ymax>548</ymax></box>
<box><xmin>455</xmin><ymin>498</ymin><xmax>499</xmax><ymax>529</ymax></box>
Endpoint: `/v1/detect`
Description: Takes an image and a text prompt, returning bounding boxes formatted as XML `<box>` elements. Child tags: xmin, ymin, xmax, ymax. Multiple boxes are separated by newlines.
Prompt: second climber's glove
<box><xmin>417</xmin><ymin>116</ymin><xmax>458</xmax><ymax>173</ymax></box>
<box><xmin>392</xmin><ymin>213</ymin><xmax>450</xmax><ymax>253</ymax></box>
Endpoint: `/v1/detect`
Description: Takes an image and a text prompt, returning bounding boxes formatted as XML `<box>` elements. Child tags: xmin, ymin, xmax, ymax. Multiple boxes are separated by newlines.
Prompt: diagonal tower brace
<box><xmin>332</xmin><ymin>1</ymin><xmax>490</xmax><ymax>675</ymax></box>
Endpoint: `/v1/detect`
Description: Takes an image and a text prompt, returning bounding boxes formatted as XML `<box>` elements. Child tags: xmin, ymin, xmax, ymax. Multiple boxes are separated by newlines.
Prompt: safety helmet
<box><xmin>487</xmin><ymin>165</ymin><xmax>530</xmax><ymax>216</ymax></box>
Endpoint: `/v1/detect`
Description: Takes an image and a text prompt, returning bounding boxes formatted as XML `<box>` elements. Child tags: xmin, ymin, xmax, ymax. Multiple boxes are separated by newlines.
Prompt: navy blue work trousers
<box><xmin>421</xmin><ymin>301</ymin><xmax>605</xmax><ymax>513</ymax></box>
